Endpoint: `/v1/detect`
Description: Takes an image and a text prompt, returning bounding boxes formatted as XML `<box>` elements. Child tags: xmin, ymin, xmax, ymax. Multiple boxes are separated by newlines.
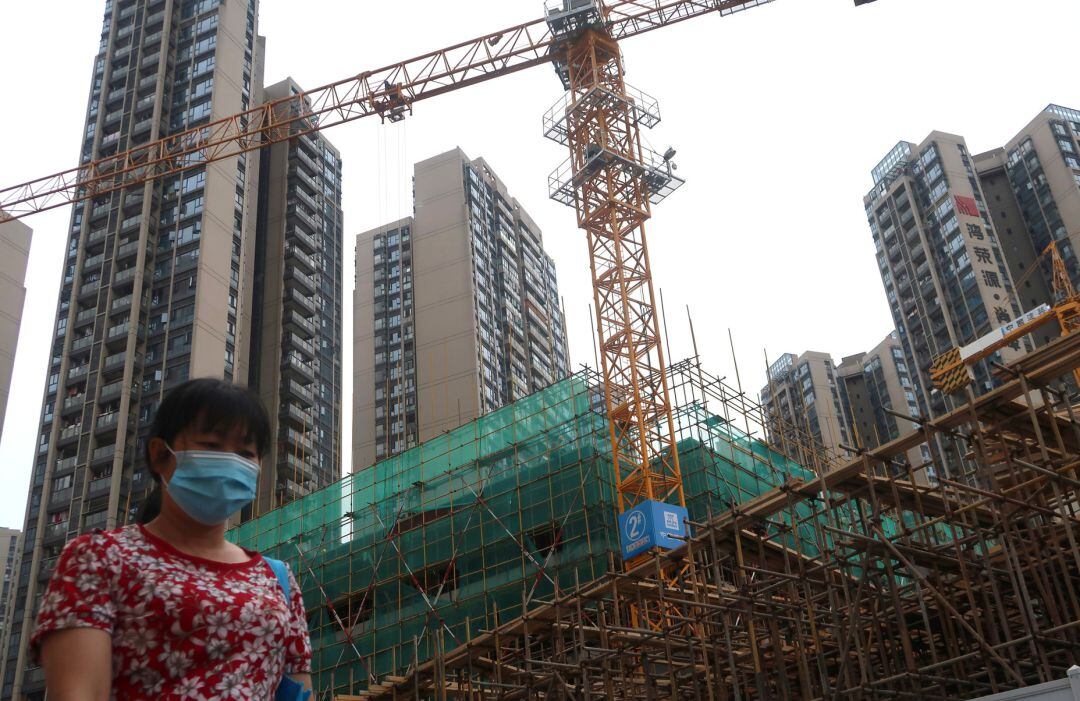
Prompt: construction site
<box><xmin>4</xmin><ymin>0</ymin><xmax>1080</xmax><ymax>699</ymax></box>
<box><xmin>221</xmin><ymin>329</ymin><xmax>1080</xmax><ymax>700</ymax></box>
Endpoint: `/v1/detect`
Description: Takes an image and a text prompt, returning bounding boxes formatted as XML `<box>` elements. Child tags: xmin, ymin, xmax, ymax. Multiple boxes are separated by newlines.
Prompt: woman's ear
<box><xmin>147</xmin><ymin>437</ymin><xmax>175</xmax><ymax>481</ymax></box>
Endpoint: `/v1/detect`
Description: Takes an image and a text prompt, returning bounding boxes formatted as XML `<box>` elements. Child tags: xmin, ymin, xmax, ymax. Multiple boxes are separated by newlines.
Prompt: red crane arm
<box><xmin>0</xmin><ymin>0</ymin><xmax>772</xmax><ymax>222</ymax></box>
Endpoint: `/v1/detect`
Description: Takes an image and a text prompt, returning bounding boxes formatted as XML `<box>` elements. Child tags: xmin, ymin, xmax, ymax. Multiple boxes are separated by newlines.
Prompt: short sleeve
<box><xmin>283</xmin><ymin>564</ymin><xmax>312</xmax><ymax>675</ymax></box>
<box><xmin>30</xmin><ymin>531</ymin><xmax>119</xmax><ymax>658</ymax></box>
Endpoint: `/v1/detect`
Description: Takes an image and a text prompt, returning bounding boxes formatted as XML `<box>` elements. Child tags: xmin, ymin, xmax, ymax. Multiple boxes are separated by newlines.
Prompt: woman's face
<box><xmin>150</xmin><ymin>425</ymin><xmax>261</xmax><ymax>483</ymax></box>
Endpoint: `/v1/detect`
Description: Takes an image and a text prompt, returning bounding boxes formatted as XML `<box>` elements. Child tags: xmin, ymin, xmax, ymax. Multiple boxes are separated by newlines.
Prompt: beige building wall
<box><xmin>412</xmin><ymin>150</ymin><xmax>484</xmax><ymax>444</ymax></box>
<box><xmin>0</xmin><ymin>217</ymin><xmax>31</xmax><ymax>441</ymax></box>
<box><xmin>837</xmin><ymin>333</ymin><xmax>929</xmax><ymax>481</ymax></box>
<box><xmin>353</xmin><ymin>148</ymin><xmax>571</xmax><ymax>471</ymax></box>
<box><xmin>760</xmin><ymin>350</ymin><xmax>851</xmax><ymax>464</ymax></box>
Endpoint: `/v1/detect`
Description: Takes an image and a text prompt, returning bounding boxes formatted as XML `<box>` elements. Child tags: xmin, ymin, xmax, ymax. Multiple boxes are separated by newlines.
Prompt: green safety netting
<box><xmin>229</xmin><ymin>371</ymin><xmax>936</xmax><ymax>694</ymax></box>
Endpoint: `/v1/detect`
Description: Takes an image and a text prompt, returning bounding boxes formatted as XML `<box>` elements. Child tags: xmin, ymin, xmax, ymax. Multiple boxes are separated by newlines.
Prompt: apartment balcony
<box><xmin>75</xmin><ymin>307</ymin><xmax>97</xmax><ymax>327</ymax></box>
<box><xmin>83</xmin><ymin>252</ymin><xmax>106</xmax><ymax>271</ymax></box>
<box><xmin>71</xmin><ymin>334</ymin><xmax>94</xmax><ymax>353</ymax></box>
<box><xmin>79</xmin><ymin>280</ymin><xmax>100</xmax><ymax>299</ymax></box>
<box><xmin>288</xmin><ymin>333</ymin><xmax>316</xmax><ymax>359</ymax></box>
<box><xmin>107</xmin><ymin>323</ymin><xmax>129</xmax><ymax>342</ymax></box>
<box><xmin>286</xmin><ymin>267</ymin><xmax>316</xmax><ymax>295</ymax></box>
<box><xmin>87</xmin><ymin>475</ymin><xmax>121</xmax><ymax>500</ymax></box>
<box><xmin>285</xmin><ymin>243</ymin><xmax>316</xmax><ymax>274</ymax></box>
<box><xmin>281</xmin><ymin>402</ymin><xmax>314</xmax><ymax>429</ymax></box>
<box><xmin>119</xmin><ymin>214</ymin><xmax>142</xmax><ymax>233</ymax></box>
<box><xmin>103</xmin><ymin>353</ymin><xmax>126</xmax><ymax>373</ymax></box>
<box><xmin>277</xmin><ymin>478</ymin><xmax>311</xmax><ymax>502</ymax></box>
<box><xmin>83</xmin><ymin>510</ymin><xmax>110</xmax><ymax>532</ymax></box>
<box><xmin>116</xmin><ymin>239</ymin><xmax>141</xmax><ymax>260</ymax></box>
<box><xmin>282</xmin><ymin>354</ymin><xmax>315</xmax><ymax>384</ymax></box>
<box><xmin>99</xmin><ymin>378</ymin><xmax>124</xmax><ymax>399</ymax></box>
<box><xmin>138</xmin><ymin>75</ymin><xmax>157</xmax><ymax>91</ymax></box>
<box><xmin>67</xmin><ymin>364</ymin><xmax>89</xmax><ymax>381</ymax></box>
<box><xmin>43</xmin><ymin>521</ymin><xmax>68</xmax><ymax>543</ymax></box>
<box><xmin>278</xmin><ymin>451</ymin><xmax>318</xmax><ymax>483</ymax></box>
<box><xmin>284</xmin><ymin>309</ymin><xmax>316</xmax><ymax>338</ymax></box>
<box><xmin>92</xmin><ymin>443</ymin><xmax>116</xmax><ymax>465</ymax></box>
<box><xmin>56</xmin><ymin>455</ymin><xmax>78</xmax><ymax>474</ymax></box>
<box><xmin>95</xmin><ymin>412</ymin><xmax>120</xmax><ymax>433</ymax></box>
<box><xmin>293</xmin><ymin>142</ymin><xmax>317</xmax><ymax>173</ymax></box>
<box><xmin>111</xmin><ymin>295</ymin><xmax>133</xmax><ymax>314</ymax></box>
<box><xmin>289</xmin><ymin>224</ymin><xmax>319</xmax><ymax>253</ymax></box>
<box><xmin>62</xmin><ymin>394</ymin><xmax>85</xmax><ymax>414</ymax></box>
<box><xmin>285</xmin><ymin>378</ymin><xmax>314</xmax><ymax>404</ymax></box>
<box><xmin>281</xmin><ymin>427</ymin><xmax>314</xmax><ymax>454</ymax></box>
<box><xmin>90</xmin><ymin>201</ymin><xmax>110</xmax><ymax>219</ymax></box>
<box><xmin>289</xmin><ymin>288</ymin><xmax>317</xmax><ymax>316</ymax></box>
<box><xmin>113</xmin><ymin>266</ymin><xmax>138</xmax><ymax>286</ymax></box>
<box><xmin>87</xmin><ymin>228</ymin><xmax>107</xmax><ymax>246</ymax></box>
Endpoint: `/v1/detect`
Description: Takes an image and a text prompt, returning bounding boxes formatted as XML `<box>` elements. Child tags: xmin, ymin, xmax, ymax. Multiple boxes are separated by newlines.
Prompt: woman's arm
<box><xmin>40</xmin><ymin>628</ymin><xmax>112</xmax><ymax>701</ymax></box>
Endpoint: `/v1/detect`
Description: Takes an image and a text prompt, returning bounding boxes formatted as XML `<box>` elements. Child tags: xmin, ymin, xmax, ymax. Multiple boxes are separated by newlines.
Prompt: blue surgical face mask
<box><xmin>163</xmin><ymin>445</ymin><xmax>260</xmax><ymax>525</ymax></box>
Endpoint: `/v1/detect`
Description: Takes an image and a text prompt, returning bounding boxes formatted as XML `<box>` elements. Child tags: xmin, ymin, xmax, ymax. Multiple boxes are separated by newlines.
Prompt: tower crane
<box><xmin>0</xmin><ymin>0</ymin><xmax>881</xmax><ymax>566</ymax></box>
<box><xmin>930</xmin><ymin>239</ymin><xmax>1080</xmax><ymax>393</ymax></box>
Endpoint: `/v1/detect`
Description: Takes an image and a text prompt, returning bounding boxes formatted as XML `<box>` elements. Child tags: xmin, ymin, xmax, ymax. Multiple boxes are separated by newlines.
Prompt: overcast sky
<box><xmin>1</xmin><ymin>0</ymin><xmax>1077</xmax><ymax>530</ymax></box>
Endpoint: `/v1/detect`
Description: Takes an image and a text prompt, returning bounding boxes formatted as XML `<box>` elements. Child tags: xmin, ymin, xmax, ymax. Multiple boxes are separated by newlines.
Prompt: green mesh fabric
<box><xmin>229</xmin><ymin>373</ymin><xmax>861</xmax><ymax>693</ymax></box>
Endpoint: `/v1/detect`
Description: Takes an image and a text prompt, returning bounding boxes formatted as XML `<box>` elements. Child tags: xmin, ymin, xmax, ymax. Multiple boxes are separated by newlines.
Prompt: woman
<box><xmin>32</xmin><ymin>378</ymin><xmax>313</xmax><ymax>700</ymax></box>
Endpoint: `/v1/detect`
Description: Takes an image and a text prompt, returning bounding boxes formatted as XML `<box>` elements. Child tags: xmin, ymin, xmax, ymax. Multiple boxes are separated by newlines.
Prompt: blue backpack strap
<box><xmin>264</xmin><ymin>557</ymin><xmax>291</xmax><ymax>602</ymax></box>
<box><xmin>264</xmin><ymin>558</ymin><xmax>312</xmax><ymax>701</ymax></box>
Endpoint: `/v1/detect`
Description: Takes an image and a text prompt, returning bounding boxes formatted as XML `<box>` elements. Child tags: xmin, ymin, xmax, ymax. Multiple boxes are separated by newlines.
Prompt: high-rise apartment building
<box><xmin>759</xmin><ymin>350</ymin><xmax>850</xmax><ymax>463</ymax></box>
<box><xmin>977</xmin><ymin>105</ymin><xmax>1080</xmax><ymax>332</ymax></box>
<box><xmin>0</xmin><ymin>217</ymin><xmax>32</xmax><ymax>443</ymax></box>
<box><xmin>354</xmin><ymin>148</ymin><xmax>571</xmax><ymax>468</ymax></box>
<box><xmin>249</xmin><ymin>77</ymin><xmax>343</xmax><ymax>516</ymax></box>
<box><xmin>0</xmin><ymin>529</ymin><xmax>19</xmax><ymax>647</ymax></box>
<box><xmin>835</xmin><ymin>332</ymin><xmax>930</xmax><ymax>480</ymax></box>
<box><xmin>1</xmin><ymin>1</ymin><xmax>269</xmax><ymax>698</ymax></box>
<box><xmin>864</xmin><ymin>106</ymin><xmax>1080</xmax><ymax>440</ymax></box>
<box><xmin>864</xmin><ymin>132</ymin><xmax>1024</xmax><ymax>429</ymax></box>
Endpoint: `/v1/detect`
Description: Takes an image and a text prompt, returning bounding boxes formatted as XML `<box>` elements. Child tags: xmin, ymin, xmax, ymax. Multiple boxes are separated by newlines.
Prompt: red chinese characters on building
<box><xmin>954</xmin><ymin>195</ymin><xmax>980</xmax><ymax>217</ymax></box>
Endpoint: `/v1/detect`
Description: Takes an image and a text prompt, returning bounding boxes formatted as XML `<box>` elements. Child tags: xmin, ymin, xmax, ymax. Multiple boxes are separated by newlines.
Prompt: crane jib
<box><xmin>957</xmin><ymin>303</ymin><xmax>1053</xmax><ymax>362</ymax></box>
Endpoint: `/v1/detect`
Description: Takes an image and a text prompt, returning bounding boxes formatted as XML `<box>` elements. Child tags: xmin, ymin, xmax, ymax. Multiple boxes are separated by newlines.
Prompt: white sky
<box><xmin>1</xmin><ymin>0</ymin><xmax>1077</xmax><ymax>530</ymax></box>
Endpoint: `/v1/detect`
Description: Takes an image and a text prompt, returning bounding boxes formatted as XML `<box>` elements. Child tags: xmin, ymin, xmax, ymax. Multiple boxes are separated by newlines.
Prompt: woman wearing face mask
<box><xmin>31</xmin><ymin>378</ymin><xmax>313</xmax><ymax>700</ymax></box>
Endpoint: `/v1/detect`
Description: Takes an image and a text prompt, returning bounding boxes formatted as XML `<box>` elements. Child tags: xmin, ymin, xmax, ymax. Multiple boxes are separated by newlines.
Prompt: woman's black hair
<box><xmin>137</xmin><ymin>378</ymin><xmax>271</xmax><ymax>524</ymax></box>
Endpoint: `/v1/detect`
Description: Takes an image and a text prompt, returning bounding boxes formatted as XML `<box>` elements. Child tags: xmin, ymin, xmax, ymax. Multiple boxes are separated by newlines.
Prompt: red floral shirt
<box><xmin>31</xmin><ymin>524</ymin><xmax>311</xmax><ymax>699</ymax></box>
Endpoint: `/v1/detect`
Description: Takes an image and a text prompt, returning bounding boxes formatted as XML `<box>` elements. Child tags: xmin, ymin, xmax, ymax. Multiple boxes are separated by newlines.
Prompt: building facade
<box><xmin>0</xmin><ymin>218</ymin><xmax>32</xmax><ymax>445</ymax></box>
<box><xmin>354</xmin><ymin>148</ymin><xmax>571</xmax><ymax>469</ymax></box>
<box><xmin>865</xmin><ymin>132</ymin><xmax>1024</xmax><ymax>427</ymax></box>
<box><xmin>759</xmin><ymin>350</ymin><xmax>851</xmax><ymax>464</ymax></box>
<box><xmin>1</xmin><ymin>1</ymin><xmax>266</xmax><ymax>697</ymax></box>
<box><xmin>0</xmin><ymin>529</ymin><xmax>19</xmax><ymax>650</ymax></box>
<box><xmin>979</xmin><ymin>105</ymin><xmax>1080</xmax><ymax>334</ymax></box>
<box><xmin>249</xmin><ymin>77</ymin><xmax>343</xmax><ymax>516</ymax></box>
<box><xmin>836</xmin><ymin>332</ymin><xmax>930</xmax><ymax>480</ymax></box>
